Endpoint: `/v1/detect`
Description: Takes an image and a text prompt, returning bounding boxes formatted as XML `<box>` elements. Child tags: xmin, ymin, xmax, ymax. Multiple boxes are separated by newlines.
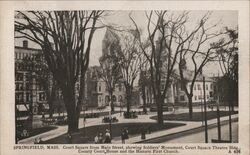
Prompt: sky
<box><xmin>15</xmin><ymin>10</ymin><xmax>238</xmax><ymax>77</ymax></box>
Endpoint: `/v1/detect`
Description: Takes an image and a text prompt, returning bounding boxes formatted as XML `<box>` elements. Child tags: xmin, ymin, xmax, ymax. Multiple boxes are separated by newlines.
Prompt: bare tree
<box><xmin>117</xmin><ymin>31</ymin><xmax>144</xmax><ymax>113</ymax></box>
<box><xmin>177</xmin><ymin>13</ymin><xmax>235</xmax><ymax>118</ymax></box>
<box><xmin>138</xmin><ymin>58</ymin><xmax>150</xmax><ymax>113</ymax></box>
<box><xmin>98</xmin><ymin>28</ymin><xmax>122</xmax><ymax>112</ymax></box>
<box><xmin>215</xmin><ymin>27</ymin><xmax>238</xmax><ymax>110</ymax></box>
<box><xmin>130</xmin><ymin>11</ymin><xmax>199</xmax><ymax>124</ymax></box>
<box><xmin>15</xmin><ymin>11</ymin><xmax>104</xmax><ymax>133</ymax></box>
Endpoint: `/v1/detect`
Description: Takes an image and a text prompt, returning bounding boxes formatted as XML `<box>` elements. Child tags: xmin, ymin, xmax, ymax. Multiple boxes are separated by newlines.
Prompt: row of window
<box><xmin>15</xmin><ymin>92</ymin><xmax>46</xmax><ymax>102</ymax></box>
<box><xmin>94</xmin><ymin>83</ymin><xmax>123</xmax><ymax>92</ymax></box>
<box><xmin>15</xmin><ymin>52</ymin><xmax>35</xmax><ymax>60</ymax></box>
<box><xmin>180</xmin><ymin>83</ymin><xmax>213</xmax><ymax>91</ymax></box>
<box><xmin>15</xmin><ymin>83</ymin><xmax>44</xmax><ymax>91</ymax></box>
<box><xmin>179</xmin><ymin>93</ymin><xmax>212</xmax><ymax>101</ymax></box>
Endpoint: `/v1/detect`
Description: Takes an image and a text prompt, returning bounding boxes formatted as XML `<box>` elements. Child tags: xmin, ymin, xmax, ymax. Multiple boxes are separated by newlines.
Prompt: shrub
<box><xmin>123</xmin><ymin>111</ymin><xmax>138</xmax><ymax>119</ymax></box>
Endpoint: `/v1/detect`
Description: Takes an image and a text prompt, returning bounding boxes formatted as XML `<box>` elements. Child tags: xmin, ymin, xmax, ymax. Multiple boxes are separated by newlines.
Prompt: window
<box><xmin>194</xmin><ymin>84</ymin><xmax>196</xmax><ymax>90</ymax></box>
<box><xmin>181</xmin><ymin>84</ymin><xmax>185</xmax><ymax>91</ymax></box>
<box><xmin>39</xmin><ymin>93</ymin><xmax>46</xmax><ymax>101</ymax></box>
<box><xmin>26</xmin><ymin>93</ymin><xmax>31</xmax><ymax>102</ymax></box>
<box><xmin>197</xmin><ymin>84</ymin><xmax>201</xmax><ymax>90</ymax></box>
<box><xmin>180</xmin><ymin>95</ymin><xmax>185</xmax><ymax>101</ymax></box>
<box><xmin>161</xmin><ymin>84</ymin><xmax>164</xmax><ymax>90</ymax></box>
<box><xmin>16</xmin><ymin>93</ymin><xmax>24</xmax><ymax>102</ymax></box>
<box><xmin>209</xmin><ymin>92</ymin><xmax>213</xmax><ymax>97</ymax></box>
<box><xmin>206</xmin><ymin>84</ymin><xmax>208</xmax><ymax>90</ymax></box>
<box><xmin>16</xmin><ymin>73</ymin><xmax>23</xmax><ymax>81</ymax></box>
<box><xmin>194</xmin><ymin>95</ymin><xmax>197</xmax><ymax>101</ymax></box>
<box><xmin>99</xmin><ymin>85</ymin><xmax>101</xmax><ymax>92</ymax></box>
<box><xmin>119</xmin><ymin>95</ymin><xmax>123</xmax><ymax>102</ymax></box>
<box><xmin>112</xmin><ymin>95</ymin><xmax>117</xmax><ymax>102</ymax></box>
<box><xmin>210</xmin><ymin>84</ymin><xmax>213</xmax><ymax>90</ymax></box>
<box><xmin>23</xmin><ymin>40</ymin><xmax>28</xmax><ymax>48</ymax></box>
<box><xmin>119</xmin><ymin>84</ymin><xmax>122</xmax><ymax>91</ymax></box>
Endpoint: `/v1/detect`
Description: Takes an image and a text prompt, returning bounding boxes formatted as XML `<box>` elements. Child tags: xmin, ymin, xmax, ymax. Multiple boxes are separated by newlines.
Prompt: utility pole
<box><xmin>203</xmin><ymin>77</ymin><xmax>208</xmax><ymax>143</ymax></box>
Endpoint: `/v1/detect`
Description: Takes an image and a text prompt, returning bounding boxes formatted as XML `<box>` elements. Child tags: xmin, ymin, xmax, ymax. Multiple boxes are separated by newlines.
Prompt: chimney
<box><xmin>23</xmin><ymin>40</ymin><xmax>28</xmax><ymax>48</ymax></box>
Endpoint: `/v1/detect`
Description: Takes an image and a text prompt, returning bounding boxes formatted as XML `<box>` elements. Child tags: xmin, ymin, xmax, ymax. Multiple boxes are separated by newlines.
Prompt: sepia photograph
<box><xmin>14</xmin><ymin>10</ymin><xmax>239</xmax><ymax>145</ymax></box>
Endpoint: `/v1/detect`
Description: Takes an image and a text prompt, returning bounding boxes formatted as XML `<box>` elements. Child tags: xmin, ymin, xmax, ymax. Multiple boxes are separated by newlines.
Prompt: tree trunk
<box><xmin>63</xmin><ymin>90</ymin><xmax>79</xmax><ymax>133</ymax></box>
<box><xmin>48</xmin><ymin>85</ymin><xmax>56</xmax><ymax>118</ymax></box>
<box><xmin>110</xmin><ymin>91</ymin><xmax>114</xmax><ymax>113</ymax></box>
<box><xmin>142</xmin><ymin>86</ymin><xmax>147</xmax><ymax>113</ymax></box>
<box><xmin>125</xmin><ymin>85</ymin><xmax>132</xmax><ymax>113</ymax></box>
<box><xmin>187</xmin><ymin>95</ymin><xmax>193</xmax><ymax>119</ymax></box>
<box><xmin>156</xmin><ymin>96</ymin><xmax>164</xmax><ymax>124</ymax></box>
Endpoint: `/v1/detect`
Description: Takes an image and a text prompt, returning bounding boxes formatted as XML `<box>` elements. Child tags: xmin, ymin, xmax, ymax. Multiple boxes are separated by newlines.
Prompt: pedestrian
<box><xmin>38</xmin><ymin>137</ymin><xmax>44</xmax><ymax>144</ymax></box>
<box><xmin>98</xmin><ymin>133</ymin><xmax>103</xmax><ymax>144</ymax></box>
<box><xmin>121</xmin><ymin>130</ymin><xmax>126</xmax><ymax>144</ymax></box>
<box><xmin>34</xmin><ymin>138</ymin><xmax>39</xmax><ymax>144</ymax></box>
<box><xmin>94</xmin><ymin>134</ymin><xmax>99</xmax><ymax>144</ymax></box>
<box><xmin>104</xmin><ymin>129</ymin><xmax>111</xmax><ymax>143</ymax></box>
<box><xmin>67</xmin><ymin>133</ymin><xmax>72</xmax><ymax>144</ymax></box>
<box><xmin>124</xmin><ymin>128</ymin><xmax>129</xmax><ymax>139</ymax></box>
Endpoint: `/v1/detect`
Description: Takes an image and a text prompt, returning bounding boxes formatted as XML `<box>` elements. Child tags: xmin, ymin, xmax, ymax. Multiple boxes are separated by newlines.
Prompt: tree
<box><xmin>130</xmin><ymin>11</ymin><xmax>207</xmax><ymax>124</ymax></box>
<box><xmin>216</xmin><ymin>27</ymin><xmax>238</xmax><ymax>110</ymax></box>
<box><xmin>138</xmin><ymin>64</ymin><xmax>150</xmax><ymax>113</ymax></box>
<box><xmin>117</xmin><ymin>31</ymin><xmax>143</xmax><ymax>113</ymax></box>
<box><xmin>15</xmin><ymin>11</ymin><xmax>104</xmax><ymax>133</ymax></box>
<box><xmin>177</xmin><ymin>12</ymin><xmax>234</xmax><ymax>118</ymax></box>
<box><xmin>99</xmin><ymin>28</ymin><xmax>122</xmax><ymax>112</ymax></box>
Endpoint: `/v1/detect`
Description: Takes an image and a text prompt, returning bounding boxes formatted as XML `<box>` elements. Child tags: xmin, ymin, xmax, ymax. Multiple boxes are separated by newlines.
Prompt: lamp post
<box><xmin>203</xmin><ymin>77</ymin><xmax>208</xmax><ymax>143</ymax></box>
<box><xmin>109</xmin><ymin>98</ymin><xmax>112</xmax><ymax>139</ymax></box>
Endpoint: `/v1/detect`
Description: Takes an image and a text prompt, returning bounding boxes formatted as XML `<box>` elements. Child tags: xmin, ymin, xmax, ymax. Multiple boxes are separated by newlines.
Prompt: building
<box><xmin>15</xmin><ymin>40</ymin><xmax>48</xmax><ymax>116</ymax></box>
<box><xmin>85</xmin><ymin>66</ymin><xmax>126</xmax><ymax>107</ymax></box>
<box><xmin>139</xmin><ymin>70</ymin><xmax>215</xmax><ymax>107</ymax></box>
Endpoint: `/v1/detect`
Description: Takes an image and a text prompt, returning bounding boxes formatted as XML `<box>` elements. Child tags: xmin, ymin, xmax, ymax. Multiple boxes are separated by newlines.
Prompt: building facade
<box><xmin>85</xmin><ymin>66</ymin><xmax>126</xmax><ymax>107</ymax></box>
<box><xmin>139</xmin><ymin>71</ymin><xmax>215</xmax><ymax>107</ymax></box>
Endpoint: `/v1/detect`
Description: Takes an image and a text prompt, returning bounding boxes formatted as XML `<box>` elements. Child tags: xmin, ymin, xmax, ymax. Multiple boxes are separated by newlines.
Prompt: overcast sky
<box><xmin>15</xmin><ymin>10</ymin><xmax>238</xmax><ymax>76</ymax></box>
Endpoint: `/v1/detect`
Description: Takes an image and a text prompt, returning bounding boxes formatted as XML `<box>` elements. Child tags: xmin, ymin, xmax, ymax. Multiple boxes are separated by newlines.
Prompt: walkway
<box><xmin>18</xmin><ymin>107</ymin><xmax>238</xmax><ymax>144</ymax></box>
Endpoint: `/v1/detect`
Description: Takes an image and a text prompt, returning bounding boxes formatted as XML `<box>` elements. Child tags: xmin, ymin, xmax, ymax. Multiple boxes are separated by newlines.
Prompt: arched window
<box><xmin>119</xmin><ymin>95</ymin><xmax>123</xmax><ymax>102</ymax></box>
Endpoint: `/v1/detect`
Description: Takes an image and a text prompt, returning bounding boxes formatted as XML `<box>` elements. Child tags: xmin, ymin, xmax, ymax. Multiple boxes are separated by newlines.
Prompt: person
<box><xmin>98</xmin><ymin>133</ymin><xmax>103</xmax><ymax>144</ymax></box>
<box><xmin>121</xmin><ymin>130</ymin><xmax>126</xmax><ymax>144</ymax></box>
<box><xmin>38</xmin><ymin>137</ymin><xmax>43</xmax><ymax>144</ymax></box>
<box><xmin>67</xmin><ymin>133</ymin><xmax>72</xmax><ymax>144</ymax></box>
<box><xmin>124</xmin><ymin>128</ymin><xmax>129</xmax><ymax>140</ymax></box>
<box><xmin>94</xmin><ymin>134</ymin><xmax>99</xmax><ymax>144</ymax></box>
<box><xmin>104</xmin><ymin>129</ymin><xmax>111</xmax><ymax>143</ymax></box>
<box><xmin>34</xmin><ymin>138</ymin><xmax>39</xmax><ymax>144</ymax></box>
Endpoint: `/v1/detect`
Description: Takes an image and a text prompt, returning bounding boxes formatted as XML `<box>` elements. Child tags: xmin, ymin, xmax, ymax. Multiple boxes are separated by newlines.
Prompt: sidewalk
<box><xmin>111</xmin><ymin>114</ymin><xmax>238</xmax><ymax>144</ymax></box>
<box><xmin>18</xmin><ymin>108</ymin><xmax>238</xmax><ymax>144</ymax></box>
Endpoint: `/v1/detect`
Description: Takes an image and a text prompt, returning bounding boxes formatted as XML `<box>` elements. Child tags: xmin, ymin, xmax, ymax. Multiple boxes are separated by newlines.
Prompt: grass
<box><xmin>150</xmin><ymin>110</ymin><xmax>238</xmax><ymax>122</ymax></box>
<box><xmin>44</xmin><ymin>122</ymin><xmax>186</xmax><ymax>144</ymax></box>
<box><xmin>18</xmin><ymin>126</ymin><xmax>58</xmax><ymax>140</ymax></box>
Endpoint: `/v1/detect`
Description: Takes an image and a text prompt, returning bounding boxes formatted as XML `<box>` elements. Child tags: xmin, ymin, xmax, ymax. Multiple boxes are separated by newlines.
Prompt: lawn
<box><xmin>44</xmin><ymin>122</ymin><xmax>186</xmax><ymax>144</ymax></box>
<box><xmin>150</xmin><ymin>110</ymin><xmax>238</xmax><ymax>122</ymax></box>
<box><xmin>18</xmin><ymin>126</ymin><xmax>58</xmax><ymax>140</ymax></box>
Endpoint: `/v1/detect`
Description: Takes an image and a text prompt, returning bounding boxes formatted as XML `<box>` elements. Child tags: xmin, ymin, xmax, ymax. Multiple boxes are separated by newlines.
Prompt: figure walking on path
<box><xmin>104</xmin><ymin>129</ymin><xmax>111</xmax><ymax>143</ymax></box>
